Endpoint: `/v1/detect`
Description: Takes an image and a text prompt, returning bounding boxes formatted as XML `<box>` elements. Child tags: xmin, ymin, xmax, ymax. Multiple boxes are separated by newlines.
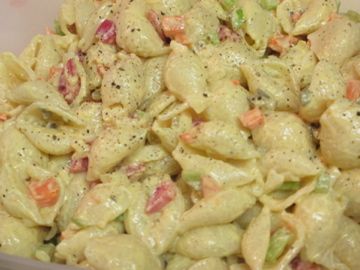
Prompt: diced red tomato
<box><xmin>125</xmin><ymin>163</ymin><xmax>146</xmax><ymax>177</ymax></box>
<box><xmin>147</xmin><ymin>10</ymin><xmax>166</xmax><ymax>41</ymax></box>
<box><xmin>58</xmin><ymin>58</ymin><xmax>81</xmax><ymax>104</ymax></box>
<box><xmin>145</xmin><ymin>181</ymin><xmax>176</xmax><ymax>214</ymax></box>
<box><xmin>291</xmin><ymin>257</ymin><xmax>323</xmax><ymax>270</ymax></box>
<box><xmin>346</xmin><ymin>80</ymin><xmax>360</xmax><ymax>101</ymax></box>
<box><xmin>268</xmin><ymin>34</ymin><xmax>299</xmax><ymax>54</ymax></box>
<box><xmin>96</xmin><ymin>19</ymin><xmax>117</xmax><ymax>44</ymax></box>
<box><xmin>70</xmin><ymin>157</ymin><xmax>89</xmax><ymax>173</ymax></box>
<box><xmin>239</xmin><ymin>107</ymin><xmax>265</xmax><ymax>130</ymax></box>
<box><xmin>218</xmin><ymin>25</ymin><xmax>241</xmax><ymax>42</ymax></box>
<box><xmin>201</xmin><ymin>175</ymin><xmax>221</xmax><ymax>198</ymax></box>
<box><xmin>0</xmin><ymin>114</ymin><xmax>8</xmax><ymax>121</ymax></box>
<box><xmin>28</xmin><ymin>178</ymin><xmax>60</xmax><ymax>208</ymax></box>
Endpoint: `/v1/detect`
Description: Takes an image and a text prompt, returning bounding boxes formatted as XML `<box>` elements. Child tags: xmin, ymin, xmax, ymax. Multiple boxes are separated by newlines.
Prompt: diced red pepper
<box><xmin>125</xmin><ymin>163</ymin><xmax>146</xmax><ymax>177</ymax></box>
<box><xmin>239</xmin><ymin>107</ymin><xmax>265</xmax><ymax>130</ymax></box>
<box><xmin>147</xmin><ymin>10</ymin><xmax>166</xmax><ymax>41</ymax></box>
<box><xmin>70</xmin><ymin>157</ymin><xmax>89</xmax><ymax>173</ymax></box>
<box><xmin>346</xmin><ymin>80</ymin><xmax>360</xmax><ymax>101</ymax></box>
<box><xmin>0</xmin><ymin>114</ymin><xmax>8</xmax><ymax>121</ymax></box>
<box><xmin>28</xmin><ymin>178</ymin><xmax>60</xmax><ymax>208</ymax></box>
<box><xmin>291</xmin><ymin>257</ymin><xmax>323</xmax><ymax>270</ymax></box>
<box><xmin>201</xmin><ymin>176</ymin><xmax>221</xmax><ymax>198</ymax></box>
<box><xmin>58</xmin><ymin>58</ymin><xmax>81</xmax><ymax>104</ymax></box>
<box><xmin>145</xmin><ymin>181</ymin><xmax>176</xmax><ymax>214</ymax></box>
<box><xmin>96</xmin><ymin>19</ymin><xmax>116</xmax><ymax>44</ymax></box>
<box><xmin>218</xmin><ymin>25</ymin><xmax>241</xmax><ymax>42</ymax></box>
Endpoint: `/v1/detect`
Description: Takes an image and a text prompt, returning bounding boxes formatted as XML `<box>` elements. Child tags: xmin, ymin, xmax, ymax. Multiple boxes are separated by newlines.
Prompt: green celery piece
<box><xmin>182</xmin><ymin>170</ymin><xmax>201</xmax><ymax>182</ymax></box>
<box><xmin>266</xmin><ymin>228</ymin><xmax>293</xmax><ymax>263</ymax></box>
<box><xmin>260</xmin><ymin>0</ymin><xmax>279</xmax><ymax>10</ymax></box>
<box><xmin>231</xmin><ymin>9</ymin><xmax>246</xmax><ymax>30</ymax></box>
<box><xmin>277</xmin><ymin>181</ymin><xmax>301</xmax><ymax>191</ymax></box>
<box><xmin>54</xmin><ymin>20</ymin><xmax>65</xmax><ymax>36</ymax></box>
<box><xmin>315</xmin><ymin>173</ymin><xmax>330</xmax><ymax>193</ymax></box>
<box><xmin>345</xmin><ymin>10</ymin><xmax>360</xmax><ymax>23</ymax></box>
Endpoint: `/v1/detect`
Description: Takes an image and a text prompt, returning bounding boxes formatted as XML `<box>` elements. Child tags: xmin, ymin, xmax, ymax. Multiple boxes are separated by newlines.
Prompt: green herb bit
<box><xmin>266</xmin><ymin>228</ymin><xmax>293</xmax><ymax>263</ymax></box>
<box><xmin>54</xmin><ymin>20</ymin><xmax>65</xmax><ymax>36</ymax></box>
<box><xmin>182</xmin><ymin>170</ymin><xmax>201</xmax><ymax>182</ymax></box>
<box><xmin>231</xmin><ymin>9</ymin><xmax>246</xmax><ymax>30</ymax></box>
<box><xmin>277</xmin><ymin>181</ymin><xmax>301</xmax><ymax>191</ymax></box>
<box><xmin>314</xmin><ymin>173</ymin><xmax>330</xmax><ymax>193</ymax></box>
<box><xmin>260</xmin><ymin>0</ymin><xmax>279</xmax><ymax>11</ymax></box>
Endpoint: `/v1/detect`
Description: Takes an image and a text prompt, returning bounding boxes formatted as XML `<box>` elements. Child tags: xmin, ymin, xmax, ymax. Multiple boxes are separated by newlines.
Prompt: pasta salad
<box><xmin>0</xmin><ymin>0</ymin><xmax>360</xmax><ymax>269</ymax></box>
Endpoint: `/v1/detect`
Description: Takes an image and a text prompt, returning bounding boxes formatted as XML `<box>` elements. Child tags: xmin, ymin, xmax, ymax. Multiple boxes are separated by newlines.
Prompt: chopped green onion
<box><xmin>221</xmin><ymin>0</ymin><xmax>237</xmax><ymax>11</ymax></box>
<box><xmin>54</xmin><ymin>20</ymin><xmax>65</xmax><ymax>36</ymax></box>
<box><xmin>300</xmin><ymin>90</ymin><xmax>311</xmax><ymax>106</ymax></box>
<box><xmin>260</xmin><ymin>0</ymin><xmax>279</xmax><ymax>10</ymax></box>
<box><xmin>231</xmin><ymin>9</ymin><xmax>246</xmax><ymax>30</ymax></box>
<box><xmin>208</xmin><ymin>32</ymin><xmax>220</xmax><ymax>45</ymax></box>
<box><xmin>315</xmin><ymin>173</ymin><xmax>330</xmax><ymax>193</ymax></box>
<box><xmin>266</xmin><ymin>228</ymin><xmax>293</xmax><ymax>263</ymax></box>
<box><xmin>277</xmin><ymin>181</ymin><xmax>301</xmax><ymax>191</ymax></box>
<box><xmin>344</xmin><ymin>10</ymin><xmax>360</xmax><ymax>23</ymax></box>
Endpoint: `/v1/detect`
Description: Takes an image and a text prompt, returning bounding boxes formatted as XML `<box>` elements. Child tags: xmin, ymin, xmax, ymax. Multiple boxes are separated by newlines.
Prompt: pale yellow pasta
<box><xmin>0</xmin><ymin>210</ymin><xmax>44</xmax><ymax>259</ymax></box>
<box><xmin>276</xmin><ymin>0</ymin><xmax>310</xmax><ymax>34</ymax></box>
<box><xmin>184</xmin><ymin>0</ymin><xmax>225</xmax><ymax>48</ymax></box>
<box><xmin>83</xmin><ymin>42</ymin><xmax>117</xmax><ymax>91</ymax></box>
<box><xmin>292</xmin><ymin>0</ymin><xmax>337</xmax><ymax>35</ymax></box>
<box><xmin>308</xmin><ymin>16</ymin><xmax>360</xmax><ymax>66</ymax></box>
<box><xmin>87</xmin><ymin>122</ymin><xmax>146</xmax><ymax>181</ymax></box>
<box><xmin>198</xmin><ymin>41</ymin><xmax>258</xmax><ymax>87</ymax></box>
<box><xmin>175</xmin><ymin>224</ymin><xmax>243</xmax><ymax>259</ymax></box>
<box><xmin>16</xmin><ymin>102</ymin><xmax>83</xmax><ymax>155</ymax></box>
<box><xmin>294</xmin><ymin>193</ymin><xmax>346</xmax><ymax>264</ymax></box>
<box><xmin>84</xmin><ymin>235</ymin><xmax>163</xmax><ymax>270</ymax></box>
<box><xmin>165</xmin><ymin>42</ymin><xmax>210</xmax><ymax>114</ymax></box>
<box><xmin>146</xmin><ymin>0</ymin><xmax>193</xmax><ymax>16</ymax></box>
<box><xmin>299</xmin><ymin>61</ymin><xmax>346</xmax><ymax>122</ymax></box>
<box><xmin>241</xmin><ymin>206</ymin><xmax>271</xmax><ymax>270</ymax></box>
<box><xmin>341</xmin><ymin>54</ymin><xmax>360</xmax><ymax>81</ymax></box>
<box><xmin>334</xmin><ymin>217</ymin><xmax>360</xmax><ymax>270</ymax></box>
<box><xmin>181</xmin><ymin>120</ymin><xmax>258</xmax><ymax>160</ymax></box>
<box><xmin>334</xmin><ymin>169</ymin><xmax>360</xmax><ymax>222</ymax></box>
<box><xmin>125</xmin><ymin>176</ymin><xmax>185</xmax><ymax>254</ymax></box>
<box><xmin>188</xmin><ymin>257</ymin><xmax>228</xmax><ymax>270</ymax></box>
<box><xmin>115</xmin><ymin>0</ymin><xmax>170</xmax><ymax>57</ymax></box>
<box><xmin>173</xmin><ymin>144</ymin><xmax>257</xmax><ymax>188</ymax></box>
<box><xmin>166</xmin><ymin>255</ymin><xmax>196</xmax><ymax>270</ymax></box>
<box><xmin>143</xmin><ymin>55</ymin><xmax>168</xmax><ymax>102</ymax></box>
<box><xmin>55</xmin><ymin>222</ymin><xmax>123</xmax><ymax>265</ymax></box>
<box><xmin>252</xmin><ymin>111</ymin><xmax>315</xmax><ymax>157</ymax></box>
<box><xmin>281</xmin><ymin>41</ymin><xmax>317</xmax><ymax>89</ymax></box>
<box><xmin>319</xmin><ymin>100</ymin><xmax>360</xmax><ymax>169</ymax></box>
<box><xmin>178</xmin><ymin>188</ymin><xmax>256</xmax><ymax>233</ymax></box>
<box><xmin>239</xmin><ymin>0</ymin><xmax>279</xmax><ymax>53</ymax></box>
<box><xmin>203</xmin><ymin>80</ymin><xmax>250</xmax><ymax>128</ymax></box>
<box><xmin>241</xmin><ymin>58</ymin><xmax>300</xmax><ymax>112</ymax></box>
<box><xmin>6</xmin><ymin>80</ymin><xmax>68</xmax><ymax>108</ymax></box>
<box><xmin>71</xmin><ymin>182</ymin><xmax>130</xmax><ymax>228</ymax></box>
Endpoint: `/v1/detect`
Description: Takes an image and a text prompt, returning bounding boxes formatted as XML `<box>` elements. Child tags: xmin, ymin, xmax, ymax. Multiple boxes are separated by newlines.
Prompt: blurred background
<box><xmin>0</xmin><ymin>0</ymin><xmax>358</xmax><ymax>55</ymax></box>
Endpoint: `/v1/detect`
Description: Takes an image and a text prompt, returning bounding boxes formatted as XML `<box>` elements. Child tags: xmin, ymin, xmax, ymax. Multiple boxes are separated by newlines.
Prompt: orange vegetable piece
<box><xmin>239</xmin><ymin>108</ymin><xmax>265</xmax><ymax>130</ymax></box>
<box><xmin>28</xmin><ymin>178</ymin><xmax>60</xmax><ymax>208</ymax></box>
<box><xmin>346</xmin><ymin>80</ymin><xmax>360</xmax><ymax>101</ymax></box>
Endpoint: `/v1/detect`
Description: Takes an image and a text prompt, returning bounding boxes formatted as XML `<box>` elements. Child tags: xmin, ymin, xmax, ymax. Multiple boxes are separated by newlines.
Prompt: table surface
<box><xmin>0</xmin><ymin>0</ymin><xmax>358</xmax><ymax>54</ymax></box>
